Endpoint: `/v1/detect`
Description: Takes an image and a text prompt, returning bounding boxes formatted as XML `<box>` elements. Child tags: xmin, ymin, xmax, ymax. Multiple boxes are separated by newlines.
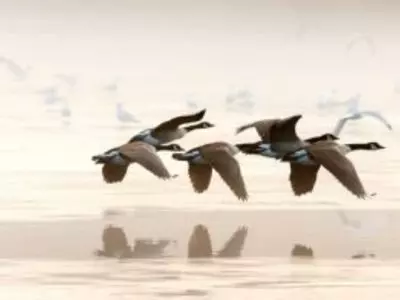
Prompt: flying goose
<box><xmin>128</xmin><ymin>109</ymin><xmax>213</xmax><ymax>146</ymax></box>
<box><xmin>281</xmin><ymin>141</ymin><xmax>385</xmax><ymax>198</ymax></box>
<box><xmin>171</xmin><ymin>142</ymin><xmax>248</xmax><ymax>201</ymax></box>
<box><xmin>92</xmin><ymin>141</ymin><xmax>184</xmax><ymax>183</ymax></box>
<box><xmin>236</xmin><ymin>115</ymin><xmax>338</xmax><ymax>158</ymax></box>
<box><xmin>236</xmin><ymin>133</ymin><xmax>338</xmax><ymax>158</ymax></box>
<box><xmin>188</xmin><ymin>224</ymin><xmax>248</xmax><ymax>258</ymax></box>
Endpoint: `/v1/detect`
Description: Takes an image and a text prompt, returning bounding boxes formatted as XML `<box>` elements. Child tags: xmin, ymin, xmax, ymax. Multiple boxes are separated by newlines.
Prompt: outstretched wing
<box><xmin>289</xmin><ymin>163</ymin><xmax>321</xmax><ymax>196</ymax></box>
<box><xmin>236</xmin><ymin>119</ymin><xmax>279</xmax><ymax>142</ymax></box>
<box><xmin>308</xmin><ymin>143</ymin><xmax>367</xmax><ymax>198</ymax></box>
<box><xmin>270</xmin><ymin>114</ymin><xmax>303</xmax><ymax>153</ymax></box>
<box><xmin>152</xmin><ymin>109</ymin><xmax>206</xmax><ymax>133</ymax></box>
<box><xmin>216</xmin><ymin>226</ymin><xmax>248</xmax><ymax>258</ymax></box>
<box><xmin>202</xmin><ymin>149</ymin><xmax>249</xmax><ymax>201</ymax></box>
<box><xmin>360</xmin><ymin>111</ymin><xmax>393</xmax><ymax>130</ymax></box>
<box><xmin>102</xmin><ymin>164</ymin><xmax>128</xmax><ymax>183</ymax></box>
<box><xmin>119</xmin><ymin>142</ymin><xmax>172</xmax><ymax>179</ymax></box>
<box><xmin>188</xmin><ymin>163</ymin><xmax>213</xmax><ymax>193</ymax></box>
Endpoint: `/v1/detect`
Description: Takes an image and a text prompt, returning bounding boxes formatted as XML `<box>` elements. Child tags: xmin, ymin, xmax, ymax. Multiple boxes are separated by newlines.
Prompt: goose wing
<box><xmin>102</xmin><ymin>164</ymin><xmax>128</xmax><ymax>183</ymax></box>
<box><xmin>307</xmin><ymin>143</ymin><xmax>367</xmax><ymax>198</ymax></box>
<box><xmin>270</xmin><ymin>114</ymin><xmax>303</xmax><ymax>153</ymax></box>
<box><xmin>188</xmin><ymin>224</ymin><xmax>213</xmax><ymax>258</ymax></box>
<box><xmin>152</xmin><ymin>109</ymin><xmax>206</xmax><ymax>134</ymax></box>
<box><xmin>289</xmin><ymin>163</ymin><xmax>321</xmax><ymax>196</ymax></box>
<box><xmin>235</xmin><ymin>119</ymin><xmax>279</xmax><ymax>142</ymax></box>
<box><xmin>216</xmin><ymin>226</ymin><xmax>248</xmax><ymax>258</ymax></box>
<box><xmin>188</xmin><ymin>163</ymin><xmax>213</xmax><ymax>193</ymax></box>
<box><xmin>202</xmin><ymin>148</ymin><xmax>248</xmax><ymax>201</ymax></box>
<box><xmin>360</xmin><ymin>111</ymin><xmax>393</xmax><ymax>130</ymax></box>
<box><xmin>119</xmin><ymin>142</ymin><xmax>172</xmax><ymax>179</ymax></box>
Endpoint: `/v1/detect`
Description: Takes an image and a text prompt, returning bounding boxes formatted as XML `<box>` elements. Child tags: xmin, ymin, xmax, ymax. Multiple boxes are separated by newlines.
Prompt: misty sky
<box><xmin>0</xmin><ymin>0</ymin><xmax>400</xmax><ymax>102</ymax></box>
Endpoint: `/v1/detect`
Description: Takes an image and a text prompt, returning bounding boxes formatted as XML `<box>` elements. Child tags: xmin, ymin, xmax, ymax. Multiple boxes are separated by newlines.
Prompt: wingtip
<box><xmin>290</xmin><ymin>114</ymin><xmax>303</xmax><ymax>122</ymax></box>
<box><xmin>196</xmin><ymin>109</ymin><xmax>207</xmax><ymax>119</ymax></box>
<box><xmin>238</xmin><ymin>195</ymin><xmax>249</xmax><ymax>202</ymax></box>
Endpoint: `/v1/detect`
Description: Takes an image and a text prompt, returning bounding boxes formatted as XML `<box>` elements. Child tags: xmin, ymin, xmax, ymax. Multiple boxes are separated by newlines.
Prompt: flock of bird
<box><xmin>92</xmin><ymin>109</ymin><xmax>387</xmax><ymax>201</ymax></box>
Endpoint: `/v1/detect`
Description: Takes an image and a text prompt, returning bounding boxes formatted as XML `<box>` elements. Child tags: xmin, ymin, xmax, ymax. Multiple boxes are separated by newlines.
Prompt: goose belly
<box><xmin>289</xmin><ymin>149</ymin><xmax>316</xmax><ymax>165</ymax></box>
<box><xmin>183</xmin><ymin>150</ymin><xmax>207</xmax><ymax>164</ymax></box>
<box><xmin>259</xmin><ymin>144</ymin><xmax>279</xmax><ymax>158</ymax></box>
<box><xmin>109</xmin><ymin>153</ymin><xmax>129</xmax><ymax>165</ymax></box>
<box><xmin>156</xmin><ymin>129</ymin><xmax>185</xmax><ymax>144</ymax></box>
<box><xmin>272</xmin><ymin>141</ymin><xmax>303</xmax><ymax>155</ymax></box>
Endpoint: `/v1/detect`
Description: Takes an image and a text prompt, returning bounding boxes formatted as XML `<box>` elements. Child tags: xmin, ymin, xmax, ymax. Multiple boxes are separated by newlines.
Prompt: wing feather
<box><xmin>308</xmin><ymin>144</ymin><xmax>367</xmax><ymax>198</ymax></box>
<box><xmin>119</xmin><ymin>142</ymin><xmax>172</xmax><ymax>179</ymax></box>
<box><xmin>102</xmin><ymin>164</ymin><xmax>128</xmax><ymax>183</ymax></box>
<box><xmin>202</xmin><ymin>149</ymin><xmax>248</xmax><ymax>201</ymax></box>
<box><xmin>289</xmin><ymin>163</ymin><xmax>321</xmax><ymax>196</ymax></box>
<box><xmin>188</xmin><ymin>164</ymin><xmax>213</xmax><ymax>193</ymax></box>
<box><xmin>152</xmin><ymin>109</ymin><xmax>206</xmax><ymax>133</ymax></box>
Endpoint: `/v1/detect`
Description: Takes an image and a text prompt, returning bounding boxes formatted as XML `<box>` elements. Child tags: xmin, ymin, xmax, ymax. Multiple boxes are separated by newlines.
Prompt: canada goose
<box><xmin>128</xmin><ymin>109</ymin><xmax>213</xmax><ymax>146</ymax></box>
<box><xmin>92</xmin><ymin>141</ymin><xmax>184</xmax><ymax>183</ymax></box>
<box><xmin>187</xmin><ymin>224</ymin><xmax>248</xmax><ymax>258</ymax></box>
<box><xmin>236</xmin><ymin>133</ymin><xmax>338</xmax><ymax>158</ymax></box>
<box><xmin>236</xmin><ymin>114</ymin><xmax>338</xmax><ymax>158</ymax></box>
<box><xmin>281</xmin><ymin>141</ymin><xmax>385</xmax><ymax>198</ymax></box>
<box><xmin>171</xmin><ymin>142</ymin><xmax>248</xmax><ymax>201</ymax></box>
<box><xmin>333</xmin><ymin>111</ymin><xmax>393</xmax><ymax>136</ymax></box>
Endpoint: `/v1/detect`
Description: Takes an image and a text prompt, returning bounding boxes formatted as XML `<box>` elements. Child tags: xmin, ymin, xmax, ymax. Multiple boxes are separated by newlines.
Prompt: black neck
<box><xmin>156</xmin><ymin>144</ymin><xmax>179</xmax><ymax>151</ymax></box>
<box><xmin>346</xmin><ymin>143</ymin><xmax>371</xmax><ymax>150</ymax></box>
<box><xmin>184</xmin><ymin>123</ymin><xmax>204</xmax><ymax>132</ymax></box>
<box><xmin>305</xmin><ymin>135</ymin><xmax>329</xmax><ymax>144</ymax></box>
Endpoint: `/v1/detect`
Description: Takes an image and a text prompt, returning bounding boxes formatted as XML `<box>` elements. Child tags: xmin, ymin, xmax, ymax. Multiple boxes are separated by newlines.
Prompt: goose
<box><xmin>128</xmin><ymin>109</ymin><xmax>213</xmax><ymax>146</ymax></box>
<box><xmin>280</xmin><ymin>141</ymin><xmax>385</xmax><ymax>199</ymax></box>
<box><xmin>116</xmin><ymin>102</ymin><xmax>139</xmax><ymax>124</ymax></box>
<box><xmin>171</xmin><ymin>142</ymin><xmax>248</xmax><ymax>201</ymax></box>
<box><xmin>92</xmin><ymin>141</ymin><xmax>184</xmax><ymax>183</ymax></box>
<box><xmin>188</xmin><ymin>224</ymin><xmax>248</xmax><ymax>258</ymax></box>
<box><xmin>236</xmin><ymin>115</ymin><xmax>338</xmax><ymax>158</ymax></box>
<box><xmin>236</xmin><ymin>133</ymin><xmax>338</xmax><ymax>158</ymax></box>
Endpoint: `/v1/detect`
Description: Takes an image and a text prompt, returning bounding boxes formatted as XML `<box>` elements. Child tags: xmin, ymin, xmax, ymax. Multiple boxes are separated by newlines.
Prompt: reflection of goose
<box><xmin>337</xmin><ymin>210</ymin><xmax>361</xmax><ymax>229</ymax></box>
<box><xmin>338</xmin><ymin>210</ymin><xmax>389</xmax><ymax>257</ymax></box>
<box><xmin>187</xmin><ymin>224</ymin><xmax>248</xmax><ymax>258</ymax></box>
<box><xmin>116</xmin><ymin>102</ymin><xmax>139</xmax><ymax>124</ymax></box>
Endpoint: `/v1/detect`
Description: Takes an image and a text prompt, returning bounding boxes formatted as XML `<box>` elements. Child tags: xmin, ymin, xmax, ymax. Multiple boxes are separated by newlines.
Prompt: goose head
<box><xmin>366</xmin><ymin>142</ymin><xmax>385</xmax><ymax>150</ymax></box>
<box><xmin>199</xmin><ymin>121</ymin><xmax>215</xmax><ymax>129</ymax></box>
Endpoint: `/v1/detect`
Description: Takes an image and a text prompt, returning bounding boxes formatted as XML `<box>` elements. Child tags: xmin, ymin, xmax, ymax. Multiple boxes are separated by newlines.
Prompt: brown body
<box><xmin>172</xmin><ymin>142</ymin><xmax>249</xmax><ymax>201</ymax></box>
<box><xmin>92</xmin><ymin>141</ymin><xmax>183</xmax><ymax>183</ymax></box>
